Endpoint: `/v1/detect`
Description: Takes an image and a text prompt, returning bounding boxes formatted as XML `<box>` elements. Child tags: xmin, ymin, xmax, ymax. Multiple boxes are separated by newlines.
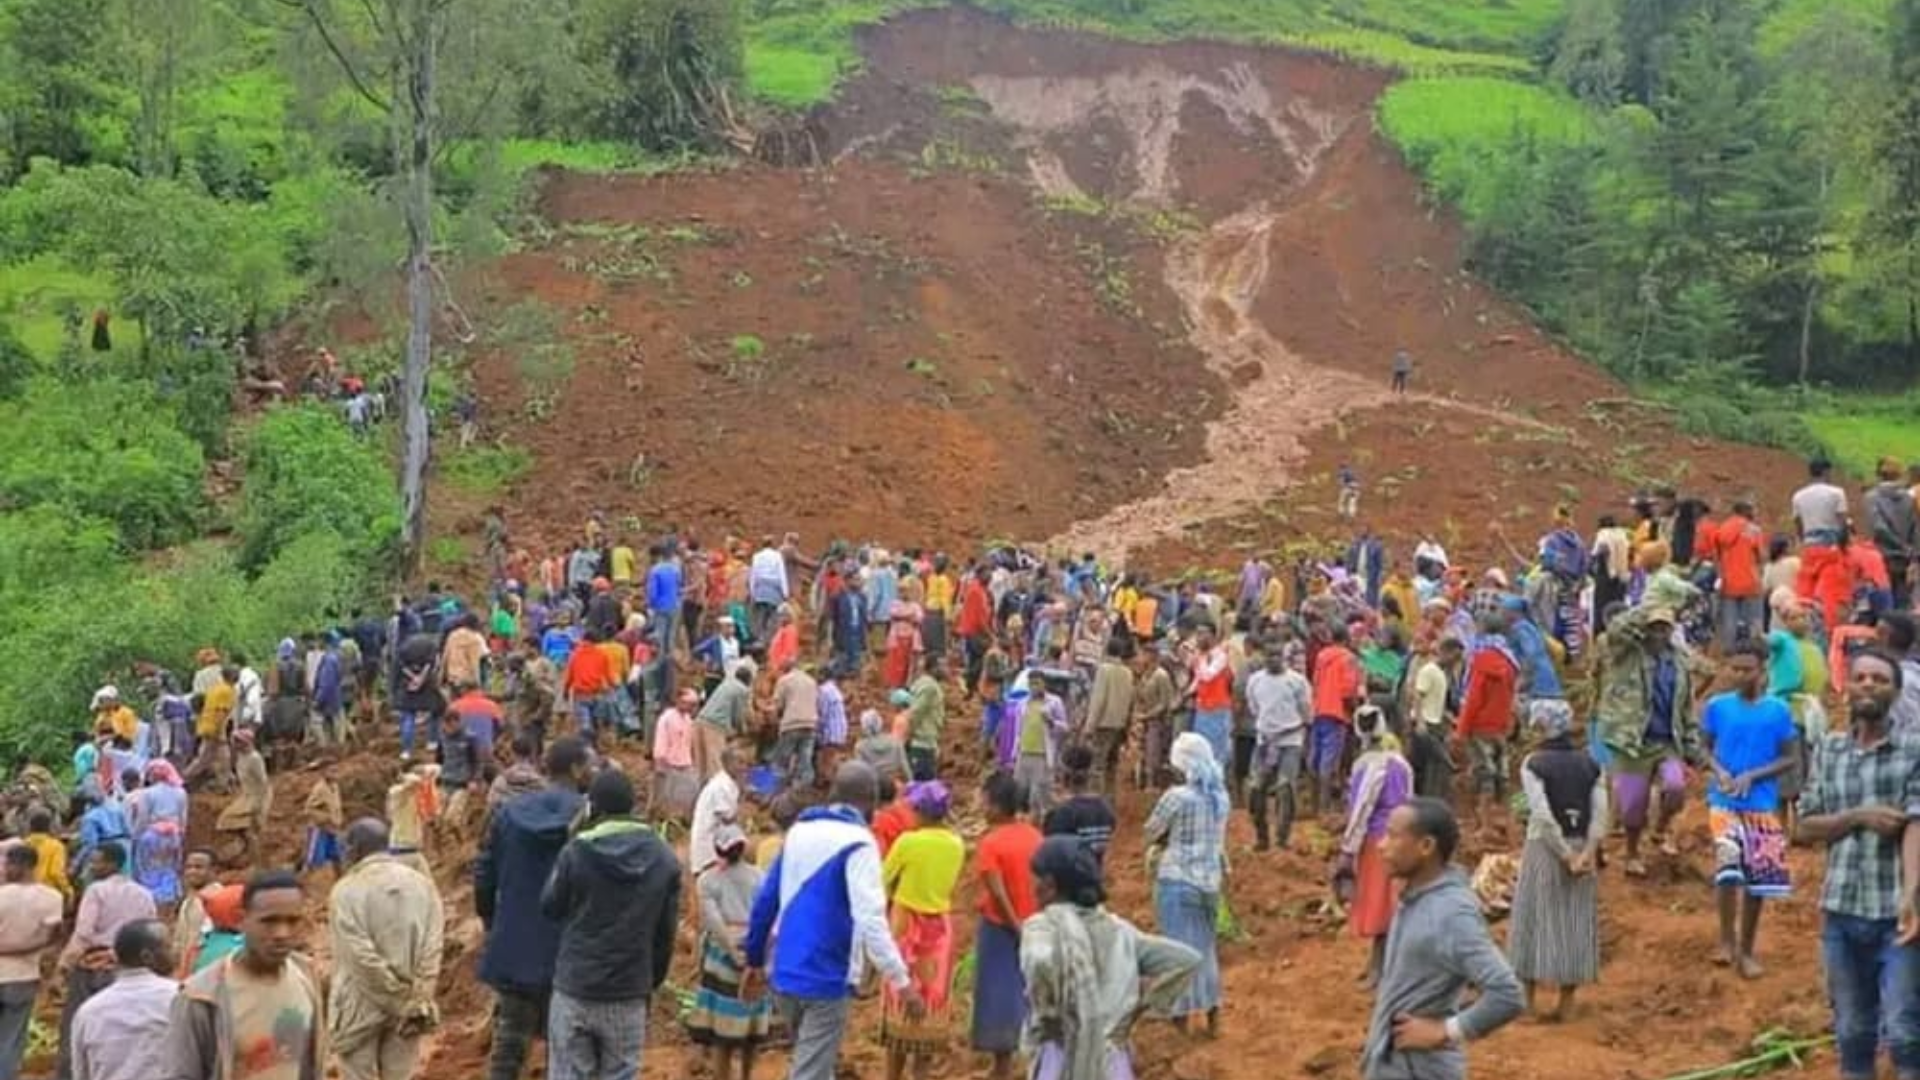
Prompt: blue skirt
<box><xmin>1154</xmin><ymin>880</ymin><xmax>1220</xmax><ymax>1015</ymax></box>
<box><xmin>970</xmin><ymin>916</ymin><xmax>1026</xmax><ymax>1053</ymax></box>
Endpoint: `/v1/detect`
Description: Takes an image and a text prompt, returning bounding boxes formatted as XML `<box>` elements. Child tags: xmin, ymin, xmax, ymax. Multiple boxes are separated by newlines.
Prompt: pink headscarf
<box><xmin>145</xmin><ymin>760</ymin><xmax>184</xmax><ymax>788</ymax></box>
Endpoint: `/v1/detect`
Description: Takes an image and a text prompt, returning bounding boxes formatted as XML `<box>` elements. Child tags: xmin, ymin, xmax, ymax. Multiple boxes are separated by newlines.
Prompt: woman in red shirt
<box><xmin>970</xmin><ymin>773</ymin><xmax>1043</xmax><ymax>1079</ymax></box>
<box><xmin>1456</xmin><ymin>613</ymin><xmax>1519</xmax><ymax>835</ymax></box>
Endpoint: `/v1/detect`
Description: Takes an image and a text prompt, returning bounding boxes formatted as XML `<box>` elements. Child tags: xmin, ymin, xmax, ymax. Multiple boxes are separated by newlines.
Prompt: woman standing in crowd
<box><xmin>686</xmin><ymin>824</ymin><xmax>771</xmax><ymax>1080</ymax></box>
<box><xmin>1337</xmin><ymin>705</ymin><xmax>1411</xmax><ymax>988</ymax></box>
<box><xmin>1144</xmin><ymin>733</ymin><xmax>1228</xmax><ymax>1037</ymax></box>
<box><xmin>1508</xmin><ymin>699</ymin><xmax>1607</xmax><ymax>1021</ymax></box>
<box><xmin>126</xmin><ymin>760</ymin><xmax>189</xmax><ymax>906</ymax></box>
<box><xmin>880</xmin><ymin>781</ymin><xmax>966</xmax><ymax>1080</ymax></box>
<box><xmin>972</xmin><ymin>772</ymin><xmax>1043</xmax><ymax>1080</ymax></box>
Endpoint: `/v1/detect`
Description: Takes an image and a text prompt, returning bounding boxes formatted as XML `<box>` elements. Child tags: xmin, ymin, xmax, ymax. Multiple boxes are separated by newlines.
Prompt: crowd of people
<box><xmin>4</xmin><ymin>452</ymin><xmax>1920</xmax><ymax>1080</ymax></box>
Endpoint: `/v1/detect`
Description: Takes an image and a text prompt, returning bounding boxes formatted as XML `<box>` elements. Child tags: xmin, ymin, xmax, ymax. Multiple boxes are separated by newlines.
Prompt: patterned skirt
<box><xmin>135</xmin><ymin>822</ymin><xmax>183</xmax><ymax>905</ymax></box>
<box><xmin>1710</xmin><ymin>808</ymin><xmax>1792</xmax><ymax>898</ymax></box>
<box><xmin>880</xmin><ymin>910</ymin><xmax>954</xmax><ymax>1053</ymax></box>
<box><xmin>685</xmin><ymin>934</ymin><xmax>771</xmax><ymax>1047</ymax></box>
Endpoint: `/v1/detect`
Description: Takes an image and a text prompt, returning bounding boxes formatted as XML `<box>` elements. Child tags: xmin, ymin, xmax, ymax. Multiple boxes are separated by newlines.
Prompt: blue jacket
<box><xmin>1509</xmin><ymin>619</ymin><xmax>1563</xmax><ymax>700</ymax></box>
<box><xmin>475</xmin><ymin>784</ymin><xmax>584</xmax><ymax>992</ymax></box>
<box><xmin>744</xmin><ymin>805</ymin><xmax>908</xmax><ymax>1001</ymax></box>
<box><xmin>647</xmin><ymin>561</ymin><xmax>683</xmax><ymax>616</ymax></box>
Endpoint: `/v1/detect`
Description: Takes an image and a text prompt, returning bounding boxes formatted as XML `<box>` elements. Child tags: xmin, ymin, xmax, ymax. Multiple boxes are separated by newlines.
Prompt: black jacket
<box><xmin>476</xmin><ymin>784</ymin><xmax>583</xmax><ymax>992</ymax></box>
<box><xmin>541</xmin><ymin>816</ymin><xmax>682</xmax><ymax>1002</ymax></box>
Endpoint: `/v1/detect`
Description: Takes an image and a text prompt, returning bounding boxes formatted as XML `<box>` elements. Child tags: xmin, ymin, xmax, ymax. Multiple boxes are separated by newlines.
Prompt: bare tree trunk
<box><xmin>398</xmin><ymin>0</ymin><xmax>437</xmax><ymax>576</ymax></box>
<box><xmin>1799</xmin><ymin>162</ymin><xmax>1830</xmax><ymax>386</ymax></box>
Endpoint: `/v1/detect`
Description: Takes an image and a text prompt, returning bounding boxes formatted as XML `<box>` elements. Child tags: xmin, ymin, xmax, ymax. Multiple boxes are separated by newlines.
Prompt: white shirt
<box><xmin>1792</xmin><ymin>482</ymin><xmax>1848</xmax><ymax>537</ymax></box>
<box><xmin>71</xmin><ymin>969</ymin><xmax>178</xmax><ymax>1080</ymax></box>
<box><xmin>749</xmin><ymin>548</ymin><xmax>790</xmax><ymax>603</ymax></box>
<box><xmin>235</xmin><ymin>667</ymin><xmax>264</xmax><ymax>726</ymax></box>
<box><xmin>1244</xmin><ymin>668</ymin><xmax>1312</xmax><ymax>747</ymax></box>
<box><xmin>1412</xmin><ymin>660</ymin><xmax>1450</xmax><ymax>729</ymax></box>
<box><xmin>688</xmin><ymin>772</ymin><xmax>740</xmax><ymax>875</ymax></box>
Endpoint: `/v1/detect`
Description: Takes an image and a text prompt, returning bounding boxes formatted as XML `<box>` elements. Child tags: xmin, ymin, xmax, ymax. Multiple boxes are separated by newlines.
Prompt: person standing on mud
<box><xmin>541</xmin><ymin>770</ymin><xmax>681</xmax><ymax>1080</ymax></box>
<box><xmin>1795</xmin><ymin>652</ymin><xmax>1920</xmax><ymax>1079</ymax></box>
<box><xmin>162</xmin><ymin>871</ymin><xmax>325</xmax><ymax>1080</ymax></box>
<box><xmin>329</xmin><ymin>819</ymin><xmax>444</xmax><ymax>1080</ymax></box>
<box><xmin>475</xmin><ymin>736</ymin><xmax>590</xmax><ymax>1080</ymax></box>
<box><xmin>1361</xmin><ymin>798</ymin><xmax>1522</xmax><ymax>1080</ymax></box>
<box><xmin>741</xmin><ymin>762</ymin><xmax>919</xmax><ymax>1080</ymax></box>
<box><xmin>1391</xmin><ymin>349</ymin><xmax>1413</xmax><ymax>394</ymax></box>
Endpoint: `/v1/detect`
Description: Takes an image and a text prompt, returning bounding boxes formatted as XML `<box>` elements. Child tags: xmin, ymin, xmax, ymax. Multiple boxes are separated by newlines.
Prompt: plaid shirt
<box><xmin>1145</xmin><ymin>784</ymin><xmax>1227</xmax><ymax>894</ymax></box>
<box><xmin>1798</xmin><ymin>728</ymin><xmax>1920</xmax><ymax>920</ymax></box>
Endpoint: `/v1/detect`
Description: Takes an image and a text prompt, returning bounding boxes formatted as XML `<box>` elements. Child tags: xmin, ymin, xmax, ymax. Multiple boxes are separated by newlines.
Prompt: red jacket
<box><xmin>1457</xmin><ymin>647</ymin><xmax>1517</xmax><ymax>739</ymax></box>
<box><xmin>956</xmin><ymin>579</ymin><xmax>993</xmax><ymax>638</ymax></box>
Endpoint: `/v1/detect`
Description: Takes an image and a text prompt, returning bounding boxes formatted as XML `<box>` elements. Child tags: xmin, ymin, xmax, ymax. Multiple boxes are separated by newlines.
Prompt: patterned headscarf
<box><xmin>1529</xmin><ymin>697</ymin><xmax>1574</xmax><ymax>740</ymax></box>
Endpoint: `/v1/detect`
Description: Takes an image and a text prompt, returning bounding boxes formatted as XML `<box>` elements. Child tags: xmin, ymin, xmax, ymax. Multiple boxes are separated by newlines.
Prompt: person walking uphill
<box><xmin>475</xmin><ymin>736</ymin><xmax>591</xmax><ymax>1080</ymax></box>
<box><xmin>0</xmin><ymin>845</ymin><xmax>63</xmax><ymax>1080</ymax></box>
<box><xmin>542</xmin><ymin>769</ymin><xmax>682</xmax><ymax>1080</ymax></box>
<box><xmin>1799</xmin><ymin>651</ymin><xmax>1920</xmax><ymax>1080</ymax></box>
<box><xmin>742</xmin><ymin>762</ymin><xmax>923</xmax><ymax>1080</ymax></box>
<box><xmin>905</xmin><ymin>657</ymin><xmax>947</xmax><ymax>782</ymax></box>
<box><xmin>1361</xmin><ymin>799</ymin><xmax>1523</xmax><ymax>1080</ymax></box>
<box><xmin>329</xmin><ymin>819</ymin><xmax>445</xmax><ymax>1080</ymax></box>
<box><xmin>161</xmin><ymin>871</ymin><xmax>326</xmax><ymax>1080</ymax></box>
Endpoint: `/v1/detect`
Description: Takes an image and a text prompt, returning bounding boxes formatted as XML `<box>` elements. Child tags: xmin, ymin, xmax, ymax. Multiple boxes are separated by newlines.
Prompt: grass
<box><xmin>0</xmin><ymin>257</ymin><xmax>141</xmax><ymax>361</ymax></box>
<box><xmin>1757</xmin><ymin>0</ymin><xmax>1895</xmax><ymax>56</ymax></box>
<box><xmin>428</xmin><ymin>535</ymin><xmax>473</xmax><ymax>569</ymax></box>
<box><xmin>740</xmin><ymin>0</ymin><xmax>1552</xmax><ymax>108</ymax></box>
<box><xmin>1377</xmin><ymin>76</ymin><xmax>1594</xmax><ymax>217</ymax></box>
<box><xmin>439</xmin><ymin>442</ymin><xmax>535</xmax><ymax>497</ymax></box>
<box><xmin>1805</xmin><ymin>397</ymin><xmax>1920</xmax><ymax>477</ymax></box>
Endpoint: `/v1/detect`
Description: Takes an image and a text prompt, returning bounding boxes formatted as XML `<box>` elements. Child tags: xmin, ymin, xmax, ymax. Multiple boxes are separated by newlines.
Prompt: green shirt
<box><xmin>907</xmin><ymin>674</ymin><xmax>945</xmax><ymax>750</ymax></box>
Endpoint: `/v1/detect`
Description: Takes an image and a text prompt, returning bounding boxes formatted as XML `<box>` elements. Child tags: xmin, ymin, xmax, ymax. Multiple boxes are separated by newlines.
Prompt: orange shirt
<box><xmin>1192</xmin><ymin>648</ymin><xmax>1232</xmax><ymax>711</ymax></box>
<box><xmin>975</xmin><ymin>821</ymin><xmax>1043</xmax><ymax>926</ymax></box>
<box><xmin>1707</xmin><ymin>515</ymin><xmax>1764</xmax><ymax>599</ymax></box>
<box><xmin>768</xmin><ymin>626</ymin><xmax>799</xmax><ymax>672</ymax></box>
<box><xmin>1311</xmin><ymin>645</ymin><xmax>1361</xmax><ymax>722</ymax></box>
<box><xmin>1131</xmin><ymin>595</ymin><xmax>1159</xmax><ymax>640</ymax></box>
<box><xmin>563</xmin><ymin>642</ymin><xmax>616</xmax><ymax>695</ymax></box>
<box><xmin>873</xmin><ymin>799</ymin><xmax>914</xmax><ymax>858</ymax></box>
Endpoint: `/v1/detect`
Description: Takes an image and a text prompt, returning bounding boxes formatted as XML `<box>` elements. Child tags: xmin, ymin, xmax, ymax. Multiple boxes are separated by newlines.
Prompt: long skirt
<box><xmin>881</xmin><ymin>910</ymin><xmax>954</xmax><ymax>1052</ymax></box>
<box><xmin>135</xmin><ymin>821</ymin><xmax>184</xmax><ymax>905</ymax></box>
<box><xmin>652</xmin><ymin>764</ymin><xmax>699</xmax><ymax>821</ymax></box>
<box><xmin>1153</xmin><ymin>880</ymin><xmax>1220</xmax><ymax>1015</ymax></box>
<box><xmin>885</xmin><ymin>639</ymin><xmax>916</xmax><ymax>689</ymax></box>
<box><xmin>1507</xmin><ymin>837</ymin><xmax>1599</xmax><ymax>986</ymax></box>
<box><xmin>686</xmin><ymin>933</ymin><xmax>771</xmax><ymax>1047</ymax></box>
<box><xmin>923</xmin><ymin>610</ymin><xmax>949</xmax><ymax>659</ymax></box>
<box><xmin>970</xmin><ymin>917</ymin><xmax>1026</xmax><ymax>1054</ymax></box>
<box><xmin>1349</xmin><ymin>840</ymin><xmax>1398</xmax><ymax>939</ymax></box>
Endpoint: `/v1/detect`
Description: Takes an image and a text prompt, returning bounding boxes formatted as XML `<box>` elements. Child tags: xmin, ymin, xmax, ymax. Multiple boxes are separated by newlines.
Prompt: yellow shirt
<box><xmin>882</xmin><ymin>826</ymin><xmax>965</xmax><ymax>915</ymax></box>
<box><xmin>924</xmin><ymin>574</ymin><xmax>956</xmax><ymax>615</ymax></box>
<box><xmin>25</xmin><ymin>833</ymin><xmax>71</xmax><ymax>901</ymax></box>
<box><xmin>1111</xmin><ymin>586</ymin><xmax>1139</xmax><ymax>623</ymax></box>
<box><xmin>101</xmin><ymin>706</ymin><xmax>139</xmax><ymax>743</ymax></box>
<box><xmin>610</xmin><ymin>546</ymin><xmax>638</xmax><ymax>584</ymax></box>
<box><xmin>598</xmin><ymin>640</ymin><xmax>631</xmax><ymax>685</ymax></box>
<box><xmin>754</xmin><ymin>835</ymin><xmax>784</xmax><ymax>870</ymax></box>
<box><xmin>198</xmin><ymin>683</ymin><xmax>236</xmax><ymax>738</ymax></box>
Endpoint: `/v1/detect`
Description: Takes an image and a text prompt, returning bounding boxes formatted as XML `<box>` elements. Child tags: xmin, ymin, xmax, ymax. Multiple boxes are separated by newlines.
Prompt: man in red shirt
<box><xmin>1705</xmin><ymin>499</ymin><xmax>1766</xmax><ymax>652</ymax></box>
<box><xmin>1308</xmin><ymin>623</ymin><xmax>1363</xmax><ymax>815</ymax></box>
<box><xmin>1455</xmin><ymin>613</ymin><xmax>1518</xmax><ymax>835</ymax></box>
<box><xmin>562</xmin><ymin>627</ymin><xmax>619</xmax><ymax>744</ymax></box>
<box><xmin>956</xmin><ymin>566</ymin><xmax>995</xmax><ymax>699</ymax></box>
<box><xmin>1187</xmin><ymin>622</ymin><xmax>1235</xmax><ymax>773</ymax></box>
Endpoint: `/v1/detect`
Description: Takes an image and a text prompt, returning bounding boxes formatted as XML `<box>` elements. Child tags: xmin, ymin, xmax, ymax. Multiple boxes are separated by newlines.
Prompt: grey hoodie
<box><xmin>1362</xmin><ymin>866</ymin><xmax>1523</xmax><ymax>1080</ymax></box>
<box><xmin>1867</xmin><ymin>481</ymin><xmax>1920</xmax><ymax>559</ymax></box>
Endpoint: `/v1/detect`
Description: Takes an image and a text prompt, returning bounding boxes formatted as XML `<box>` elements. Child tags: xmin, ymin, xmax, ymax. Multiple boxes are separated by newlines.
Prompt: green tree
<box><xmin>1551</xmin><ymin>0</ymin><xmax>1627</xmax><ymax>107</ymax></box>
<box><xmin>578</xmin><ymin>0</ymin><xmax>745</xmax><ymax>148</ymax></box>
<box><xmin>0</xmin><ymin>320</ymin><xmax>30</xmax><ymax>400</ymax></box>
<box><xmin>1872</xmin><ymin>0</ymin><xmax>1920</xmax><ymax>369</ymax></box>
<box><xmin>0</xmin><ymin>0</ymin><xmax>125</xmax><ymax>171</ymax></box>
<box><xmin>236</xmin><ymin>404</ymin><xmax>400</xmax><ymax>571</ymax></box>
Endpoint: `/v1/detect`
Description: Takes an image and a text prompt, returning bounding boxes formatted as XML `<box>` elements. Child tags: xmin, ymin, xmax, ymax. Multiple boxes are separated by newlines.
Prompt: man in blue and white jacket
<box><xmin>743</xmin><ymin>761</ymin><xmax>922</xmax><ymax>1080</ymax></box>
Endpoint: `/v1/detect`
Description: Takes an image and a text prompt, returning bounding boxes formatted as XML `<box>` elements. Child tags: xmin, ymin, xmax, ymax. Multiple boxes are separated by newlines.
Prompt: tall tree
<box><xmin>1550</xmin><ymin>0</ymin><xmax>1627</xmax><ymax>107</ymax></box>
<box><xmin>1771</xmin><ymin>5</ymin><xmax>1887</xmax><ymax>382</ymax></box>
<box><xmin>1874</xmin><ymin>0</ymin><xmax>1920</xmax><ymax>369</ymax></box>
<box><xmin>276</xmin><ymin>0</ymin><xmax>537</xmax><ymax>571</ymax></box>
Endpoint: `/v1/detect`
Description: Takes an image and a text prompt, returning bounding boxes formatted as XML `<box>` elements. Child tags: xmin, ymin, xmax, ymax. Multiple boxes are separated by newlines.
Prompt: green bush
<box><xmin>236</xmin><ymin>405</ymin><xmax>400</xmax><ymax>571</ymax></box>
<box><xmin>0</xmin><ymin>319</ymin><xmax>28</xmax><ymax>399</ymax></box>
<box><xmin>0</xmin><ymin>531</ymin><xmax>371</xmax><ymax>764</ymax></box>
<box><xmin>0</xmin><ymin>378</ymin><xmax>205</xmax><ymax>548</ymax></box>
<box><xmin>0</xmin><ymin>505</ymin><xmax>120</xmax><ymax>610</ymax></box>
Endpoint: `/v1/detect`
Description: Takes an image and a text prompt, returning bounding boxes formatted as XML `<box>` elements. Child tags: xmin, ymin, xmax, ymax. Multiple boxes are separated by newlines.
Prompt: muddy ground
<box><xmin>247</xmin><ymin>7</ymin><xmax>1833</xmax><ymax>1080</ymax></box>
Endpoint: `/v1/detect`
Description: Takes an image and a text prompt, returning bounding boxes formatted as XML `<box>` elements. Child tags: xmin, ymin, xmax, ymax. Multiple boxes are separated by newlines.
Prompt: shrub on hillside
<box><xmin>0</xmin><ymin>377</ymin><xmax>205</xmax><ymax>549</ymax></box>
<box><xmin>237</xmin><ymin>405</ymin><xmax>400</xmax><ymax>572</ymax></box>
<box><xmin>578</xmin><ymin>0</ymin><xmax>746</xmax><ymax>148</ymax></box>
<box><xmin>0</xmin><ymin>532</ymin><xmax>369</xmax><ymax>764</ymax></box>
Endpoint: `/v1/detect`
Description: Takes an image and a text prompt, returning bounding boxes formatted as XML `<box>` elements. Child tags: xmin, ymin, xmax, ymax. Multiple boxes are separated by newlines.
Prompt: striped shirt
<box><xmin>817</xmin><ymin>682</ymin><xmax>849</xmax><ymax>747</ymax></box>
<box><xmin>1797</xmin><ymin>728</ymin><xmax>1920</xmax><ymax>920</ymax></box>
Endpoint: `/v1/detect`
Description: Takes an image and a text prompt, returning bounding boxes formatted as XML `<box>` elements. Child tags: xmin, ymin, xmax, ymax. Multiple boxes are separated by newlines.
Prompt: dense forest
<box><xmin>0</xmin><ymin>0</ymin><xmax>1916</xmax><ymax>762</ymax></box>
